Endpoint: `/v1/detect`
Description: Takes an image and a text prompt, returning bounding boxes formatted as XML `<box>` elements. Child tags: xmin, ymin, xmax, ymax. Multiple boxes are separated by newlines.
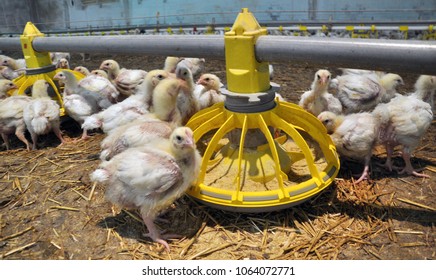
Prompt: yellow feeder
<box><xmin>186</xmin><ymin>8</ymin><xmax>340</xmax><ymax>212</ymax></box>
<box><xmin>10</xmin><ymin>22</ymin><xmax>85</xmax><ymax>116</ymax></box>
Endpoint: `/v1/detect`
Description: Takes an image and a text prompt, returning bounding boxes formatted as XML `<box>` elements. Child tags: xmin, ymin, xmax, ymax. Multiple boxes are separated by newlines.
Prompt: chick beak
<box><xmin>319</xmin><ymin>76</ymin><xmax>328</xmax><ymax>86</ymax></box>
<box><xmin>184</xmin><ymin>137</ymin><xmax>194</xmax><ymax>149</ymax></box>
<box><xmin>10</xmin><ymin>84</ymin><xmax>18</xmax><ymax>90</ymax></box>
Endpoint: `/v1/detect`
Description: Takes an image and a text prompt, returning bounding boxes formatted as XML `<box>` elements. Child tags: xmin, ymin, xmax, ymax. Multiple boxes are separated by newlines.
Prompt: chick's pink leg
<box><xmin>53</xmin><ymin>126</ymin><xmax>65</xmax><ymax>146</ymax></box>
<box><xmin>384</xmin><ymin>143</ymin><xmax>394</xmax><ymax>172</ymax></box>
<box><xmin>399</xmin><ymin>149</ymin><xmax>429</xmax><ymax>178</ymax></box>
<box><xmin>14</xmin><ymin>127</ymin><xmax>30</xmax><ymax>151</ymax></box>
<box><xmin>142</xmin><ymin>216</ymin><xmax>170</xmax><ymax>251</ymax></box>
<box><xmin>355</xmin><ymin>165</ymin><xmax>370</xmax><ymax>184</ymax></box>
<box><xmin>355</xmin><ymin>155</ymin><xmax>371</xmax><ymax>184</ymax></box>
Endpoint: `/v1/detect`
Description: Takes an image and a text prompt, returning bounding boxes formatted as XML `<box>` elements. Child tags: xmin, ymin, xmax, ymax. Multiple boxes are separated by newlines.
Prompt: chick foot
<box><xmin>399</xmin><ymin>151</ymin><xmax>430</xmax><ymax>178</ymax></box>
<box><xmin>354</xmin><ymin>166</ymin><xmax>370</xmax><ymax>184</ymax></box>
<box><xmin>398</xmin><ymin>167</ymin><xmax>430</xmax><ymax>178</ymax></box>
<box><xmin>142</xmin><ymin>217</ymin><xmax>176</xmax><ymax>251</ymax></box>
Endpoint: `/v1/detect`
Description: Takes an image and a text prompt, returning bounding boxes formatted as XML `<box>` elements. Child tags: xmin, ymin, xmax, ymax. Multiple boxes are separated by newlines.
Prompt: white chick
<box><xmin>0</xmin><ymin>66</ymin><xmax>23</xmax><ymax>80</ymax></box>
<box><xmin>332</xmin><ymin>72</ymin><xmax>403</xmax><ymax>114</ymax></box>
<box><xmin>177</xmin><ymin>57</ymin><xmax>205</xmax><ymax>77</ymax></box>
<box><xmin>0</xmin><ymin>93</ymin><xmax>32</xmax><ymax>150</ymax></box>
<box><xmin>100</xmin><ymin>78</ymin><xmax>184</xmax><ymax>160</ymax></box>
<box><xmin>175</xmin><ymin>64</ymin><xmax>199</xmax><ymax>125</ymax></box>
<box><xmin>0</xmin><ymin>80</ymin><xmax>17</xmax><ymax>99</ymax></box>
<box><xmin>99</xmin><ymin>59</ymin><xmax>125</xmax><ymax>81</ymax></box>
<box><xmin>54</xmin><ymin>72</ymin><xmax>100</xmax><ymax>140</ymax></box>
<box><xmin>113</xmin><ymin>69</ymin><xmax>148</xmax><ymax>99</ymax></box>
<box><xmin>194</xmin><ymin>73</ymin><xmax>225</xmax><ymax>110</ymax></box>
<box><xmin>23</xmin><ymin>80</ymin><xmax>64</xmax><ymax>149</ymax></box>
<box><xmin>414</xmin><ymin>75</ymin><xmax>436</xmax><ymax>111</ymax></box>
<box><xmin>50</xmin><ymin>52</ymin><xmax>70</xmax><ymax>65</ymax></box>
<box><xmin>0</xmin><ymin>55</ymin><xmax>26</xmax><ymax>70</ymax></box>
<box><xmin>164</xmin><ymin>56</ymin><xmax>183</xmax><ymax>73</ymax></box>
<box><xmin>373</xmin><ymin>75</ymin><xmax>434</xmax><ymax>177</ymax></box>
<box><xmin>56</xmin><ymin>58</ymin><xmax>70</xmax><ymax>69</ymax></box>
<box><xmin>54</xmin><ymin>70</ymin><xmax>118</xmax><ymax>107</ymax></box>
<box><xmin>100</xmin><ymin>119</ymin><xmax>174</xmax><ymax>161</ymax></box>
<box><xmin>82</xmin><ymin>69</ymin><xmax>170</xmax><ymax>134</ymax></box>
<box><xmin>318</xmin><ymin>111</ymin><xmax>381</xmax><ymax>183</ymax></box>
<box><xmin>299</xmin><ymin>69</ymin><xmax>342</xmax><ymax>116</ymax></box>
<box><xmin>99</xmin><ymin>59</ymin><xmax>147</xmax><ymax>99</ymax></box>
<box><xmin>339</xmin><ymin>68</ymin><xmax>385</xmax><ymax>78</ymax></box>
<box><xmin>73</xmin><ymin>66</ymin><xmax>90</xmax><ymax>76</ymax></box>
<box><xmin>90</xmin><ymin>69</ymin><xmax>109</xmax><ymax>79</ymax></box>
<box><xmin>91</xmin><ymin>127</ymin><xmax>201</xmax><ymax>251</ymax></box>
<box><xmin>378</xmin><ymin>73</ymin><xmax>404</xmax><ymax>103</ymax></box>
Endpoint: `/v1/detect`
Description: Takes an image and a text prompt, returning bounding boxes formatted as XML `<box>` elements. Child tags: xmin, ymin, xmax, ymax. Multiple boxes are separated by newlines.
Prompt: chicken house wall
<box><xmin>0</xmin><ymin>0</ymin><xmax>435</xmax><ymax>34</ymax></box>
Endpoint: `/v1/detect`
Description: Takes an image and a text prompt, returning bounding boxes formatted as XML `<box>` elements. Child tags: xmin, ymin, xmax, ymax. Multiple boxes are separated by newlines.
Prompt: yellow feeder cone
<box><xmin>11</xmin><ymin>22</ymin><xmax>85</xmax><ymax>116</ymax></box>
<box><xmin>186</xmin><ymin>8</ymin><xmax>340</xmax><ymax>212</ymax></box>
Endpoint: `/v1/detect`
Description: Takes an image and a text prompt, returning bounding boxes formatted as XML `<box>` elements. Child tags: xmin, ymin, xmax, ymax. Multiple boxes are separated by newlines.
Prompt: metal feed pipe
<box><xmin>0</xmin><ymin>34</ymin><xmax>435</xmax><ymax>74</ymax></box>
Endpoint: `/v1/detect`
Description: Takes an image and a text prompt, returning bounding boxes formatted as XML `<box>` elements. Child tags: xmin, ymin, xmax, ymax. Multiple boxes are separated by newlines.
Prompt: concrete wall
<box><xmin>1</xmin><ymin>0</ymin><xmax>435</xmax><ymax>34</ymax></box>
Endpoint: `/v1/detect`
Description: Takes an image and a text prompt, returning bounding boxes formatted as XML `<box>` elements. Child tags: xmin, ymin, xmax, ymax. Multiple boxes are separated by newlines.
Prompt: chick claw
<box><xmin>398</xmin><ymin>167</ymin><xmax>430</xmax><ymax>178</ymax></box>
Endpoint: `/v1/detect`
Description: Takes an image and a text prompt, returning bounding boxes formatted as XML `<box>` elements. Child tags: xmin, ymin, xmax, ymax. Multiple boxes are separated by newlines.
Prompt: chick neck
<box><xmin>412</xmin><ymin>88</ymin><xmax>432</xmax><ymax>101</ymax></box>
<box><xmin>62</xmin><ymin>72</ymin><xmax>80</xmax><ymax>95</ymax></box>
<box><xmin>311</xmin><ymin>80</ymin><xmax>329</xmax><ymax>96</ymax></box>
<box><xmin>108</xmin><ymin>66</ymin><xmax>120</xmax><ymax>81</ymax></box>
<box><xmin>413</xmin><ymin>76</ymin><xmax>435</xmax><ymax>101</ymax></box>
<box><xmin>152</xmin><ymin>88</ymin><xmax>179</xmax><ymax>123</ymax></box>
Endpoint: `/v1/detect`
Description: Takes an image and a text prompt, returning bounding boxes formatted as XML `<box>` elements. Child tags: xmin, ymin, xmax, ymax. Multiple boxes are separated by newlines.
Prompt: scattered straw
<box><xmin>2</xmin><ymin>242</ymin><xmax>36</xmax><ymax>258</ymax></box>
<box><xmin>396</xmin><ymin>198</ymin><xmax>436</xmax><ymax>211</ymax></box>
<box><xmin>47</xmin><ymin>198</ymin><xmax>62</xmax><ymax>205</ymax></box>
<box><xmin>394</xmin><ymin>230</ymin><xmax>424</xmax><ymax>235</ymax></box>
<box><xmin>425</xmin><ymin>166</ymin><xmax>436</xmax><ymax>173</ymax></box>
<box><xmin>49</xmin><ymin>206</ymin><xmax>80</xmax><ymax>212</ymax></box>
<box><xmin>187</xmin><ymin>242</ymin><xmax>235</xmax><ymax>260</ymax></box>
<box><xmin>71</xmin><ymin>188</ymin><xmax>89</xmax><ymax>201</ymax></box>
<box><xmin>399</xmin><ymin>242</ymin><xmax>427</xmax><ymax>247</ymax></box>
<box><xmin>50</xmin><ymin>241</ymin><xmax>62</xmax><ymax>250</ymax></box>
<box><xmin>44</xmin><ymin>157</ymin><xmax>61</xmax><ymax>167</ymax></box>
<box><xmin>0</xmin><ymin>226</ymin><xmax>34</xmax><ymax>242</ymax></box>
<box><xmin>88</xmin><ymin>182</ymin><xmax>97</xmax><ymax>201</ymax></box>
<box><xmin>397</xmin><ymin>178</ymin><xmax>416</xmax><ymax>187</ymax></box>
<box><xmin>180</xmin><ymin>222</ymin><xmax>207</xmax><ymax>257</ymax></box>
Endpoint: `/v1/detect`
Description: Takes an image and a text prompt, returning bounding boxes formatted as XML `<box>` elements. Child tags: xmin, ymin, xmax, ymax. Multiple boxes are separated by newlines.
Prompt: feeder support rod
<box><xmin>0</xmin><ymin>35</ymin><xmax>435</xmax><ymax>74</ymax></box>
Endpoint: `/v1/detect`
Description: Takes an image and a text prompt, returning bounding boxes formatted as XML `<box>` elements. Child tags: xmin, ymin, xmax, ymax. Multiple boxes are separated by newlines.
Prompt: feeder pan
<box><xmin>185</xmin><ymin>8</ymin><xmax>340</xmax><ymax>212</ymax></box>
<box><xmin>9</xmin><ymin>22</ymin><xmax>85</xmax><ymax>116</ymax></box>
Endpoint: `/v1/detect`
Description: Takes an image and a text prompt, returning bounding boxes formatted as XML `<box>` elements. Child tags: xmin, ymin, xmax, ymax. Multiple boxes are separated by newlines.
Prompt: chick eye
<box><xmin>327</xmin><ymin>75</ymin><xmax>330</xmax><ymax>79</ymax></box>
<box><xmin>157</xmin><ymin>74</ymin><xmax>164</xmax><ymax>79</ymax></box>
<box><xmin>317</xmin><ymin>74</ymin><xmax>321</xmax><ymax>80</ymax></box>
<box><xmin>205</xmin><ymin>78</ymin><xmax>210</xmax><ymax>81</ymax></box>
<box><xmin>176</xmin><ymin>135</ymin><xmax>182</xmax><ymax>141</ymax></box>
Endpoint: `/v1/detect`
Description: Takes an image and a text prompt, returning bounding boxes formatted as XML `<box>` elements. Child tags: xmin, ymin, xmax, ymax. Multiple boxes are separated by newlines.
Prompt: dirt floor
<box><xmin>0</xmin><ymin>52</ymin><xmax>434</xmax><ymax>260</ymax></box>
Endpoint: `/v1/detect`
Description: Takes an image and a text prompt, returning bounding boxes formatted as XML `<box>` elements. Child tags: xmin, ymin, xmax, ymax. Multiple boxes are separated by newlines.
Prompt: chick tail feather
<box><xmin>31</xmin><ymin>116</ymin><xmax>49</xmax><ymax>135</ymax></box>
<box><xmin>91</xmin><ymin>168</ymin><xmax>110</xmax><ymax>183</ymax></box>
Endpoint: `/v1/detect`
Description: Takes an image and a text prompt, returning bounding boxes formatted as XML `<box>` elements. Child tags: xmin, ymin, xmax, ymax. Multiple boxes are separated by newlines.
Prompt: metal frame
<box><xmin>0</xmin><ymin>35</ymin><xmax>435</xmax><ymax>74</ymax></box>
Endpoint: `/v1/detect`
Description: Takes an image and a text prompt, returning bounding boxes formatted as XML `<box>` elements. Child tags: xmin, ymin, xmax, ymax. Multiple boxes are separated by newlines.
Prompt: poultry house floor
<box><xmin>0</xmin><ymin>53</ymin><xmax>434</xmax><ymax>260</ymax></box>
